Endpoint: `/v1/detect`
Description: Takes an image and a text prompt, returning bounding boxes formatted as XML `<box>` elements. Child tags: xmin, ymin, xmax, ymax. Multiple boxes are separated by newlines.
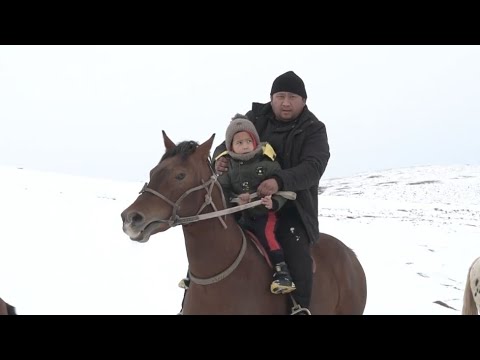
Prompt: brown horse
<box><xmin>121</xmin><ymin>132</ymin><xmax>367</xmax><ymax>315</ymax></box>
<box><xmin>462</xmin><ymin>256</ymin><xmax>480</xmax><ymax>315</ymax></box>
<box><xmin>0</xmin><ymin>297</ymin><xmax>17</xmax><ymax>315</ymax></box>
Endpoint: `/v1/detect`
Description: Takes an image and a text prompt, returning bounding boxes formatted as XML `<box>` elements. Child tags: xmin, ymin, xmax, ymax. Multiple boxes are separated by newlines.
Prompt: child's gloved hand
<box><xmin>261</xmin><ymin>195</ymin><xmax>273</xmax><ymax>209</ymax></box>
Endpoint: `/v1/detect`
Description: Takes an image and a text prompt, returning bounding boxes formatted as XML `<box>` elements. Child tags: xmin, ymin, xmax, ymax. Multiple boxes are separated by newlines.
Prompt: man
<box><xmin>213</xmin><ymin>71</ymin><xmax>330</xmax><ymax>312</ymax></box>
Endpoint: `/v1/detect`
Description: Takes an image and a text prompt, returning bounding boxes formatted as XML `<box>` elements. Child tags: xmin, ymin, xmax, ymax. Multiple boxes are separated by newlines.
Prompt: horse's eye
<box><xmin>176</xmin><ymin>173</ymin><xmax>186</xmax><ymax>180</ymax></box>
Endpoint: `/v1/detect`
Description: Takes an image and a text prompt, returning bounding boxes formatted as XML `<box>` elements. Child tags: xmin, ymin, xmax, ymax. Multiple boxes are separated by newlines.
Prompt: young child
<box><xmin>216</xmin><ymin>114</ymin><xmax>296</xmax><ymax>294</ymax></box>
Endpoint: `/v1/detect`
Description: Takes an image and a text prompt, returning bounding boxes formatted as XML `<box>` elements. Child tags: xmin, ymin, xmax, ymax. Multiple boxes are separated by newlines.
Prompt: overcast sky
<box><xmin>1</xmin><ymin>45</ymin><xmax>479</xmax><ymax>183</ymax></box>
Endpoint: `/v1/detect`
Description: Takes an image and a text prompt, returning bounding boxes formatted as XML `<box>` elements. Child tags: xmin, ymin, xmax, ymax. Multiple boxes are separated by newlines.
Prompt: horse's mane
<box><xmin>161</xmin><ymin>141</ymin><xmax>199</xmax><ymax>162</ymax></box>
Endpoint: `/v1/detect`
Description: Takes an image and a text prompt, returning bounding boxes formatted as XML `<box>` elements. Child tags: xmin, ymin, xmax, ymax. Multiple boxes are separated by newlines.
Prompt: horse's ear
<box><xmin>197</xmin><ymin>133</ymin><xmax>216</xmax><ymax>158</ymax></box>
<box><xmin>162</xmin><ymin>130</ymin><xmax>176</xmax><ymax>150</ymax></box>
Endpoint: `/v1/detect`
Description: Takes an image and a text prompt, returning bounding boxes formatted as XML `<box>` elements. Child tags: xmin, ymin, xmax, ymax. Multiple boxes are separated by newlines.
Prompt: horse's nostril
<box><xmin>131</xmin><ymin>212</ymin><xmax>144</xmax><ymax>226</ymax></box>
<box><xmin>122</xmin><ymin>210</ymin><xmax>145</xmax><ymax>226</ymax></box>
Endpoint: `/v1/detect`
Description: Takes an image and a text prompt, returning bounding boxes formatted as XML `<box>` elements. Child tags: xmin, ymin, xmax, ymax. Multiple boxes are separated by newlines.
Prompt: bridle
<box><xmin>138</xmin><ymin>159</ymin><xmax>279</xmax><ymax>227</ymax></box>
<box><xmin>139</xmin><ymin>171</ymin><xmax>228</xmax><ymax>229</ymax></box>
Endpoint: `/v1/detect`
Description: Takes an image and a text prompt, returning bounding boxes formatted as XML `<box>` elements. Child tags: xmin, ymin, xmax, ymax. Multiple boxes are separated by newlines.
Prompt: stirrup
<box><xmin>290</xmin><ymin>301</ymin><xmax>311</xmax><ymax>315</ymax></box>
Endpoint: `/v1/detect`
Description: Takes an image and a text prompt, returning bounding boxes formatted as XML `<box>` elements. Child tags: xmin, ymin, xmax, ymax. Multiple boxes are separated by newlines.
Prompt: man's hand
<box><xmin>261</xmin><ymin>195</ymin><xmax>273</xmax><ymax>209</ymax></box>
<box><xmin>238</xmin><ymin>193</ymin><xmax>251</xmax><ymax>205</ymax></box>
<box><xmin>215</xmin><ymin>156</ymin><xmax>229</xmax><ymax>175</ymax></box>
<box><xmin>257</xmin><ymin>178</ymin><xmax>279</xmax><ymax>197</ymax></box>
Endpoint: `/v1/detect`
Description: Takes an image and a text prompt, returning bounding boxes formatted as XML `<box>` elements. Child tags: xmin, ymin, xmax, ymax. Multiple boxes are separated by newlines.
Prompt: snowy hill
<box><xmin>0</xmin><ymin>164</ymin><xmax>478</xmax><ymax>314</ymax></box>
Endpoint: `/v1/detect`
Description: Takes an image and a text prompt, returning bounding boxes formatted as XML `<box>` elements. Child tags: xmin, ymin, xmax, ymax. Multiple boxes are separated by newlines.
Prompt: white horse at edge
<box><xmin>462</xmin><ymin>256</ymin><xmax>480</xmax><ymax>315</ymax></box>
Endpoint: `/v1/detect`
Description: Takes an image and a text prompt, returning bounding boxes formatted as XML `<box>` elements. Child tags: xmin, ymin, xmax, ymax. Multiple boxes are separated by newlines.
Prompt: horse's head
<box><xmin>121</xmin><ymin>131</ymin><xmax>216</xmax><ymax>243</ymax></box>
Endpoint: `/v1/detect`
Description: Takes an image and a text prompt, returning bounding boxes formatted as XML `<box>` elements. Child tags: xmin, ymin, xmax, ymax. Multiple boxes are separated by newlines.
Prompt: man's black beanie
<box><xmin>270</xmin><ymin>71</ymin><xmax>307</xmax><ymax>99</ymax></box>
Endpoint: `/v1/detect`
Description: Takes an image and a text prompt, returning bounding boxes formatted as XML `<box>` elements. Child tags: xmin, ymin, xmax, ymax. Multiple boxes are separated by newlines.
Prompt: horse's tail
<box><xmin>462</xmin><ymin>259</ymin><xmax>478</xmax><ymax>315</ymax></box>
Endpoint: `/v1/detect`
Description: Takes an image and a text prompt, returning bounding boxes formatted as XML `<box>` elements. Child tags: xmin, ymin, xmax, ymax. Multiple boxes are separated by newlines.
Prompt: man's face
<box><xmin>271</xmin><ymin>92</ymin><xmax>306</xmax><ymax>122</ymax></box>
